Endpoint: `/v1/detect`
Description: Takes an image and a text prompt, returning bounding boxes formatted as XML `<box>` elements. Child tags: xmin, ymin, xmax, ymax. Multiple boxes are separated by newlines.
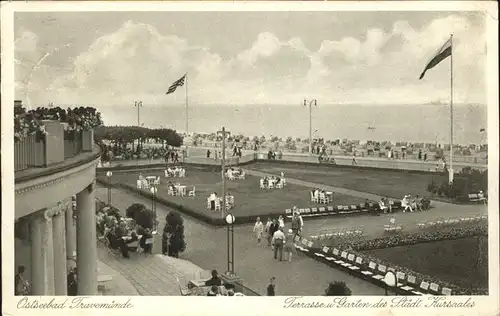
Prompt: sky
<box><xmin>13</xmin><ymin>11</ymin><xmax>487</xmax><ymax>107</ymax></box>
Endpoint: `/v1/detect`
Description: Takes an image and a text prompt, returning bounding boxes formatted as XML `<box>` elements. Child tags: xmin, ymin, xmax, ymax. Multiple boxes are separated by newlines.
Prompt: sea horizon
<box><xmin>94</xmin><ymin>103</ymin><xmax>487</xmax><ymax>145</ymax></box>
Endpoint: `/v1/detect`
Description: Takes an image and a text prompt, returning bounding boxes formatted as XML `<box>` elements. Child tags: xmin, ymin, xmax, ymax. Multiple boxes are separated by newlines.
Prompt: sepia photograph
<box><xmin>1</xmin><ymin>1</ymin><xmax>498</xmax><ymax>312</ymax></box>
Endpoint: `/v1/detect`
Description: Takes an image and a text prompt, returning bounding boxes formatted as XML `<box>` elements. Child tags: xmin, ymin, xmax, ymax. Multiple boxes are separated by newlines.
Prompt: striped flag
<box><xmin>419</xmin><ymin>37</ymin><xmax>452</xmax><ymax>80</ymax></box>
<box><xmin>166</xmin><ymin>74</ymin><xmax>186</xmax><ymax>94</ymax></box>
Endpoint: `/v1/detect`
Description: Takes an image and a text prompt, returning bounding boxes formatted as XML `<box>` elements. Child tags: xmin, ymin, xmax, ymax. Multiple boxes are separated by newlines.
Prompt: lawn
<box><xmin>364</xmin><ymin>237</ymin><xmax>488</xmax><ymax>290</ymax></box>
<box><xmin>99</xmin><ymin>169</ymin><xmax>366</xmax><ymax>222</ymax></box>
<box><xmin>246</xmin><ymin>161</ymin><xmax>446</xmax><ymax>200</ymax></box>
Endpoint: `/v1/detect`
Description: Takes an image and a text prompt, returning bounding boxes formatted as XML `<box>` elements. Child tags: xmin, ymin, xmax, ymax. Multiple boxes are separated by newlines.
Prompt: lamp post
<box><xmin>303</xmin><ymin>99</ymin><xmax>317</xmax><ymax>155</ymax></box>
<box><xmin>134</xmin><ymin>101</ymin><xmax>143</xmax><ymax>127</ymax></box>
<box><xmin>225</xmin><ymin>213</ymin><xmax>235</xmax><ymax>276</ymax></box>
<box><xmin>105</xmin><ymin>171</ymin><xmax>113</xmax><ymax>206</ymax></box>
<box><xmin>217</xmin><ymin>127</ymin><xmax>231</xmax><ymax>219</ymax></box>
<box><xmin>150</xmin><ymin>186</ymin><xmax>158</xmax><ymax>232</ymax></box>
<box><xmin>383</xmin><ymin>271</ymin><xmax>397</xmax><ymax>296</ymax></box>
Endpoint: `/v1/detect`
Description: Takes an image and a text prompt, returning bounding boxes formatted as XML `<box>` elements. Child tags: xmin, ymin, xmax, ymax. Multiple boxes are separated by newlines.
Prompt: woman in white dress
<box><xmin>253</xmin><ymin>217</ymin><xmax>264</xmax><ymax>244</ymax></box>
<box><xmin>278</xmin><ymin>215</ymin><xmax>285</xmax><ymax>229</ymax></box>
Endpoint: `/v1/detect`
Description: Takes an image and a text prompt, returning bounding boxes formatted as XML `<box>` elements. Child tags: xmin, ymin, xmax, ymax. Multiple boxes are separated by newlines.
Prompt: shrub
<box><xmin>325</xmin><ymin>281</ymin><xmax>352</xmax><ymax>296</ymax></box>
<box><xmin>125</xmin><ymin>203</ymin><xmax>155</xmax><ymax>229</ymax></box>
<box><xmin>163</xmin><ymin>211</ymin><xmax>187</xmax><ymax>257</ymax></box>
<box><xmin>125</xmin><ymin>203</ymin><xmax>145</xmax><ymax>219</ymax></box>
<box><xmin>427</xmin><ymin>180</ymin><xmax>438</xmax><ymax>195</ymax></box>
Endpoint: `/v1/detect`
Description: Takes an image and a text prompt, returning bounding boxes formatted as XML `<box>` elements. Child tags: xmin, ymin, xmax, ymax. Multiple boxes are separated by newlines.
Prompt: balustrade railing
<box><xmin>14</xmin><ymin>124</ymin><xmax>94</xmax><ymax>172</ymax></box>
<box><xmin>14</xmin><ymin>134</ymin><xmax>43</xmax><ymax>172</ymax></box>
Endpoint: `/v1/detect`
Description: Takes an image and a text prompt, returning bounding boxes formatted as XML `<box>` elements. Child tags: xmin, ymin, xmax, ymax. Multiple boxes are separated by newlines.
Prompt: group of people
<box><xmin>165</xmin><ymin>166</ymin><xmax>186</xmax><ymax>178</ymax></box>
<box><xmin>206</xmin><ymin>149</ymin><xmax>226</xmax><ymax>160</ymax></box>
<box><xmin>252</xmin><ymin>209</ymin><xmax>304</xmax><ymax>262</ymax></box>
<box><xmin>260</xmin><ymin>175</ymin><xmax>284</xmax><ymax>189</ymax></box>
<box><xmin>378</xmin><ymin>197</ymin><xmax>393</xmax><ymax>213</ymax></box>
<box><xmin>226</xmin><ymin>167</ymin><xmax>244</xmax><ymax>179</ymax></box>
<box><xmin>100</xmin><ymin>142</ymin><xmax>179</xmax><ymax>162</ymax></box>
<box><xmin>401</xmin><ymin>194</ymin><xmax>429</xmax><ymax>212</ymax></box>
<box><xmin>164</xmin><ymin>150</ymin><xmax>181</xmax><ymax>163</ymax></box>
<box><xmin>310</xmin><ymin>188</ymin><xmax>333</xmax><ymax>203</ymax></box>
<box><xmin>97</xmin><ymin>210</ymin><xmax>153</xmax><ymax>258</ymax></box>
<box><xmin>267</xmin><ymin>150</ymin><xmax>283</xmax><ymax>160</ymax></box>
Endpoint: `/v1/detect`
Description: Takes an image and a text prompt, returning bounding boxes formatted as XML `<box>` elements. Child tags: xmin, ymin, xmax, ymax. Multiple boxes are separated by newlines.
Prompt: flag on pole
<box><xmin>419</xmin><ymin>37</ymin><xmax>452</xmax><ymax>80</ymax></box>
<box><xmin>166</xmin><ymin>74</ymin><xmax>186</xmax><ymax>94</ymax></box>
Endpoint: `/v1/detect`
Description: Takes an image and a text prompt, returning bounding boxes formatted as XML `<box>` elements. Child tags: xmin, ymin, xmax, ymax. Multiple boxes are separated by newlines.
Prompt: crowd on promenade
<box><xmin>251</xmin><ymin>209</ymin><xmax>304</xmax><ymax>263</ymax></box>
<box><xmin>99</xmin><ymin>142</ymin><xmax>182</xmax><ymax>163</ymax></box>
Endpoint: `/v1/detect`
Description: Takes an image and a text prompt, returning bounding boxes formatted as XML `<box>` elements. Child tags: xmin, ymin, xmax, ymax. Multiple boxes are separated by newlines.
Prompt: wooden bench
<box><xmin>468</xmin><ymin>193</ymin><xmax>487</xmax><ymax>204</ymax></box>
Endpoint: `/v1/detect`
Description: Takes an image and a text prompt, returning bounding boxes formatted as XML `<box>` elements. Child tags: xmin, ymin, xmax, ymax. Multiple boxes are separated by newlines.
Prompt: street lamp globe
<box><xmin>150</xmin><ymin>187</ymin><xmax>157</xmax><ymax>194</ymax></box>
<box><xmin>106</xmin><ymin>171</ymin><xmax>113</xmax><ymax>177</ymax></box>
<box><xmin>225</xmin><ymin>214</ymin><xmax>235</xmax><ymax>224</ymax></box>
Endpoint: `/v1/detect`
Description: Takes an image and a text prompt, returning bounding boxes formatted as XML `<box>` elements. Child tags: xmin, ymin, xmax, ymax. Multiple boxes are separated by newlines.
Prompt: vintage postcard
<box><xmin>1</xmin><ymin>1</ymin><xmax>498</xmax><ymax>316</ymax></box>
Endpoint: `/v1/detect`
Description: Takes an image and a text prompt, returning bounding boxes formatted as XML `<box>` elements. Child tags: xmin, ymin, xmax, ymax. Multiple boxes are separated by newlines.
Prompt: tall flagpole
<box><xmin>185</xmin><ymin>74</ymin><xmax>189</xmax><ymax>135</ymax></box>
<box><xmin>449</xmin><ymin>34</ymin><xmax>454</xmax><ymax>183</ymax></box>
<box><xmin>185</xmin><ymin>74</ymin><xmax>189</xmax><ymax>160</ymax></box>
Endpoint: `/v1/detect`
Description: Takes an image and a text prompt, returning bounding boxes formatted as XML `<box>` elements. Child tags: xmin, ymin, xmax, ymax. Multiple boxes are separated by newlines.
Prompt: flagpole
<box><xmin>449</xmin><ymin>34</ymin><xmax>454</xmax><ymax>183</ymax></box>
<box><xmin>186</xmin><ymin>74</ymin><xmax>189</xmax><ymax>135</ymax></box>
<box><xmin>185</xmin><ymin>74</ymin><xmax>189</xmax><ymax>160</ymax></box>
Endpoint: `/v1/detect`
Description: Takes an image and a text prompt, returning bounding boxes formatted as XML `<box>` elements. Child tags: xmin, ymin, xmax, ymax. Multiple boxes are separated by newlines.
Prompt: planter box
<box><xmin>82</xmin><ymin>129</ymin><xmax>94</xmax><ymax>152</ymax></box>
<box><xmin>41</xmin><ymin>120</ymin><xmax>64</xmax><ymax>165</ymax></box>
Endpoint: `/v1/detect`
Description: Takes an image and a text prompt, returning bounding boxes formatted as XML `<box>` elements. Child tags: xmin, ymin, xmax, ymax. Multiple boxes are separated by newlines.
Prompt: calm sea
<box><xmin>97</xmin><ymin>104</ymin><xmax>487</xmax><ymax>145</ymax></box>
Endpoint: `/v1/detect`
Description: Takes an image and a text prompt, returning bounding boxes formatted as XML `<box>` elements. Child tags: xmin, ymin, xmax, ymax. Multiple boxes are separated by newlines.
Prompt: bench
<box><xmin>361</xmin><ymin>261</ymin><xmax>377</xmax><ymax>276</ymax></box>
<box><xmin>412</xmin><ymin>281</ymin><xmax>430</xmax><ymax>295</ymax></box>
<box><xmin>468</xmin><ymin>193</ymin><xmax>487</xmax><ymax>204</ymax></box>
<box><xmin>372</xmin><ymin>264</ymin><xmax>386</xmax><ymax>280</ymax></box>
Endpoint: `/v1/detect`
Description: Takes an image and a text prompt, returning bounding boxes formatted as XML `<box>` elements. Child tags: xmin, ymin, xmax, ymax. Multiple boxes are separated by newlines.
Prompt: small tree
<box><xmin>125</xmin><ymin>203</ymin><xmax>155</xmax><ymax>229</ymax></box>
<box><xmin>325</xmin><ymin>281</ymin><xmax>352</xmax><ymax>296</ymax></box>
<box><xmin>163</xmin><ymin>211</ymin><xmax>186</xmax><ymax>257</ymax></box>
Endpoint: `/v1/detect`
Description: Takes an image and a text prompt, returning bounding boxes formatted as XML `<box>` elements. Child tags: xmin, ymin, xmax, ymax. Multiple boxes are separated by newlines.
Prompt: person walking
<box><xmin>269</xmin><ymin>219</ymin><xmax>279</xmax><ymax>247</ymax></box>
<box><xmin>290</xmin><ymin>209</ymin><xmax>304</xmax><ymax>239</ymax></box>
<box><xmin>253</xmin><ymin>217</ymin><xmax>264</xmax><ymax>244</ymax></box>
<box><xmin>278</xmin><ymin>215</ymin><xmax>285</xmax><ymax>230</ymax></box>
<box><xmin>272</xmin><ymin>227</ymin><xmax>285</xmax><ymax>261</ymax></box>
<box><xmin>264</xmin><ymin>218</ymin><xmax>272</xmax><ymax>246</ymax></box>
<box><xmin>284</xmin><ymin>229</ymin><xmax>295</xmax><ymax>262</ymax></box>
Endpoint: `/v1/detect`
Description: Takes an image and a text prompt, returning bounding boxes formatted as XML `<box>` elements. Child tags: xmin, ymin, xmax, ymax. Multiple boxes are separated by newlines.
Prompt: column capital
<box><xmin>86</xmin><ymin>181</ymin><xmax>96</xmax><ymax>193</ymax></box>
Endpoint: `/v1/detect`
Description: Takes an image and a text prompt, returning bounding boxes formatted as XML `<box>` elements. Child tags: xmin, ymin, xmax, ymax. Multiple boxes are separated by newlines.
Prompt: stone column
<box><xmin>30</xmin><ymin>214</ymin><xmax>45</xmax><ymax>295</ymax></box>
<box><xmin>43</xmin><ymin>211</ymin><xmax>55</xmax><ymax>295</ymax></box>
<box><xmin>76</xmin><ymin>184</ymin><xmax>97</xmax><ymax>295</ymax></box>
<box><xmin>65</xmin><ymin>203</ymin><xmax>76</xmax><ymax>268</ymax></box>
<box><xmin>53</xmin><ymin>212</ymin><xmax>67</xmax><ymax>295</ymax></box>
